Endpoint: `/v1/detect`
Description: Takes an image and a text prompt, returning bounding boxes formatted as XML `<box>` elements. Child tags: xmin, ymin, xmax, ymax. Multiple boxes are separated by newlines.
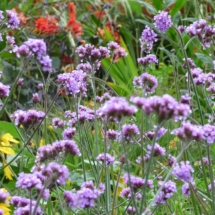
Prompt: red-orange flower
<box><xmin>12</xmin><ymin>8</ymin><xmax>27</xmax><ymax>25</ymax></box>
<box><xmin>35</xmin><ymin>15</ymin><xmax>59</xmax><ymax>35</ymax></box>
<box><xmin>66</xmin><ymin>2</ymin><xmax>82</xmax><ymax>37</ymax></box>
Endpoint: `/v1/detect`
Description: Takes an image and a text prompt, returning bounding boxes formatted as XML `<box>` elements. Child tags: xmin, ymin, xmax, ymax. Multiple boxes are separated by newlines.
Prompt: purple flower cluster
<box><xmin>0</xmin><ymin>189</ymin><xmax>9</xmax><ymax>203</ymax></box>
<box><xmin>126</xmin><ymin>206</ymin><xmax>137</xmax><ymax>215</ymax></box>
<box><xmin>15</xmin><ymin>39</ymin><xmax>52</xmax><ymax>72</ymax></box>
<box><xmin>182</xmin><ymin>19</ymin><xmax>215</xmax><ymax>48</ymax></box>
<box><xmin>120</xmin><ymin>187</ymin><xmax>141</xmax><ymax>200</ymax></box>
<box><xmin>76</xmin><ymin>62</ymin><xmax>92</xmax><ymax>73</ymax></box>
<box><xmin>57</xmin><ymin>70</ymin><xmax>88</xmax><ymax>97</ymax></box>
<box><xmin>140</xmin><ymin>26</ymin><xmax>157</xmax><ymax>53</ymax></box>
<box><xmin>145</xmin><ymin>126</ymin><xmax>167</xmax><ymax>140</ymax></box>
<box><xmin>11</xmin><ymin>196</ymin><xmax>43</xmax><ymax>215</ymax></box>
<box><xmin>11</xmin><ymin>109</ymin><xmax>45</xmax><ymax>128</ymax></box>
<box><xmin>133</xmin><ymin>73</ymin><xmax>158</xmax><ymax>95</ymax></box>
<box><xmin>124</xmin><ymin>174</ymin><xmax>153</xmax><ymax>192</ymax></box>
<box><xmin>107</xmin><ymin>41</ymin><xmax>120</xmax><ymax>51</ymax></box>
<box><xmin>137</xmin><ymin>54</ymin><xmax>158</xmax><ymax>67</ymax></box>
<box><xmin>64</xmin><ymin>181</ymin><xmax>105</xmax><ymax>209</ymax></box>
<box><xmin>171</xmin><ymin>121</ymin><xmax>203</xmax><ymax>142</ymax></box>
<box><xmin>0</xmin><ymin>82</ymin><xmax>10</xmax><ymax>98</ymax></box>
<box><xmin>52</xmin><ymin>118</ymin><xmax>65</xmax><ymax>128</ymax></box>
<box><xmin>113</xmin><ymin>47</ymin><xmax>128</xmax><ymax>62</ymax></box>
<box><xmin>202</xmin><ymin>124</ymin><xmax>215</xmax><ymax>144</ymax></box>
<box><xmin>153</xmin><ymin>11</ymin><xmax>172</xmax><ymax>33</ymax></box>
<box><xmin>106</xmin><ymin>129</ymin><xmax>119</xmax><ymax>140</ymax></box>
<box><xmin>131</xmin><ymin>94</ymin><xmax>191</xmax><ymax>122</ymax></box>
<box><xmin>32</xmin><ymin>93</ymin><xmax>40</xmax><ymax>103</ymax></box>
<box><xmin>182</xmin><ymin>58</ymin><xmax>196</xmax><ymax>69</ymax></box>
<box><xmin>147</xmin><ymin>143</ymin><xmax>166</xmax><ymax>157</ymax></box>
<box><xmin>5</xmin><ymin>10</ymin><xmax>20</xmax><ymax>29</ymax></box>
<box><xmin>62</xmin><ymin>127</ymin><xmax>76</xmax><ymax>140</ymax></box>
<box><xmin>96</xmin><ymin>92</ymin><xmax>111</xmax><ymax>103</ymax></box>
<box><xmin>155</xmin><ymin>180</ymin><xmax>177</xmax><ymax>204</ymax></box>
<box><xmin>96</xmin><ymin>153</ymin><xmax>115</xmax><ymax>165</ymax></box>
<box><xmin>76</xmin><ymin>44</ymin><xmax>109</xmax><ymax>68</ymax></box>
<box><xmin>120</xmin><ymin>124</ymin><xmax>140</xmax><ymax>141</ymax></box>
<box><xmin>172</xmin><ymin>161</ymin><xmax>194</xmax><ymax>182</ymax></box>
<box><xmin>36</xmin><ymin>139</ymin><xmax>81</xmax><ymax>163</ymax></box>
<box><xmin>97</xmin><ymin>97</ymin><xmax>137</xmax><ymax>121</ymax></box>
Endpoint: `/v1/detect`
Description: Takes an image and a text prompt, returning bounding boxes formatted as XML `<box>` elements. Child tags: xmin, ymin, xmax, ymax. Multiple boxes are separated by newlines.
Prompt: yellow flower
<box><xmin>39</xmin><ymin>138</ymin><xmax>45</xmax><ymax>147</ymax></box>
<box><xmin>0</xmin><ymin>133</ymin><xmax>19</xmax><ymax>181</ymax></box>
<box><xmin>0</xmin><ymin>188</ymin><xmax>11</xmax><ymax>215</ymax></box>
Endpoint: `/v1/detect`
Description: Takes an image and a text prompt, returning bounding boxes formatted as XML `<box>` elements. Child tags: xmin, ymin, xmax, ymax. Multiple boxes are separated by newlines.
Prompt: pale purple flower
<box><xmin>120</xmin><ymin>187</ymin><xmax>141</xmax><ymax>200</ymax></box>
<box><xmin>106</xmin><ymin>129</ymin><xmax>119</xmax><ymax>140</ymax></box>
<box><xmin>41</xmin><ymin>162</ymin><xmax>69</xmax><ymax>185</ymax></box>
<box><xmin>38</xmin><ymin>83</ymin><xmax>44</xmax><ymax>90</ymax></box>
<box><xmin>0</xmin><ymin>33</ymin><xmax>2</xmax><ymax>42</ymax></box>
<box><xmin>0</xmin><ymin>209</ymin><xmax>3</xmax><ymax>215</ymax></box>
<box><xmin>171</xmin><ymin>121</ymin><xmax>203</xmax><ymax>142</ymax></box>
<box><xmin>145</xmin><ymin>127</ymin><xmax>167</xmax><ymax>140</ymax></box>
<box><xmin>178</xmin><ymin>25</ymin><xmax>186</xmax><ymax>33</ymax></box>
<box><xmin>11</xmin><ymin>109</ymin><xmax>45</xmax><ymax>128</ymax></box>
<box><xmin>62</xmin><ymin>127</ymin><xmax>76</xmax><ymax>140</ymax></box>
<box><xmin>186</xmin><ymin>19</ymin><xmax>207</xmax><ymax>36</ymax></box>
<box><xmin>0</xmin><ymin>189</ymin><xmax>9</xmax><ymax>203</ymax></box>
<box><xmin>107</xmin><ymin>41</ymin><xmax>120</xmax><ymax>50</ymax></box>
<box><xmin>133</xmin><ymin>73</ymin><xmax>158</xmax><ymax>94</ymax></box>
<box><xmin>64</xmin><ymin>181</ymin><xmax>105</xmax><ymax>209</ymax></box>
<box><xmin>113</xmin><ymin>48</ymin><xmax>127</xmax><ymax>61</ymax></box>
<box><xmin>57</xmin><ymin>70</ymin><xmax>88</xmax><ymax>97</ymax></box>
<box><xmin>202</xmin><ymin>124</ymin><xmax>215</xmax><ymax>144</ymax></box>
<box><xmin>96</xmin><ymin>92</ymin><xmax>111</xmax><ymax>103</ymax></box>
<box><xmin>126</xmin><ymin>206</ymin><xmax>137</xmax><ymax>214</ymax></box>
<box><xmin>208</xmin><ymin>181</ymin><xmax>215</xmax><ymax>192</ymax></box>
<box><xmin>155</xmin><ymin>180</ymin><xmax>176</xmax><ymax>204</ymax></box>
<box><xmin>32</xmin><ymin>93</ymin><xmax>40</xmax><ymax>103</ymax></box>
<box><xmin>76</xmin><ymin>63</ymin><xmax>92</xmax><ymax>73</ymax></box>
<box><xmin>6</xmin><ymin>10</ymin><xmax>20</xmax><ymax>29</ymax></box>
<box><xmin>137</xmin><ymin>54</ymin><xmax>158</xmax><ymax>66</ymax></box>
<box><xmin>0</xmin><ymin>82</ymin><xmax>10</xmax><ymax>98</ymax></box>
<box><xmin>121</xmin><ymin>124</ymin><xmax>140</xmax><ymax>141</ymax></box>
<box><xmin>96</xmin><ymin>153</ymin><xmax>114</xmax><ymax>165</ymax></box>
<box><xmin>131</xmin><ymin>94</ymin><xmax>191</xmax><ymax>122</ymax></box>
<box><xmin>97</xmin><ymin>97</ymin><xmax>137</xmax><ymax>121</ymax></box>
<box><xmin>147</xmin><ymin>143</ymin><xmax>166</xmax><ymax>156</ymax></box>
<box><xmin>183</xmin><ymin>58</ymin><xmax>196</xmax><ymax>69</ymax></box>
<box><xmin>124</xmin><ymin>174</ymin><xmax>153</xmax><ymax>191</ymax></box>
<box><xmin>168</xmin><ymin>155</ymin><xmax>176</xmax><ymax>167</ymax></box>
<box><xmin>38</xmin><ymin>55</ymin><xmax>52</xmax><ymax>72</ymax></box>
<box><xmin>172</xmin><ymin>161</ymin><xmax>194</xmax><ymax>182</ymax></box>
<box><xmin>153</xmin><ymin>11</ymin><xmax>172</xmax><ymax>32</ymax></box>
<box><xmin>16</xmin><ymin>172</ymin><xmax>42</xmax><ymax>190</ymax></box>
<box><xmin>182</xmin><ymin>183</ymin><xmax>190</xmax><ymax>197</ymax></box>
<box><xmin>17</xmin><ymin>78</ymin><xmax>24</xmax><ymax>86</ymax></box>
<box><xmin>206</xmin><ymin>83</ymin><xmax>215</xmax><ymax>94</ymax></box>
<box><xmin>52</xmin><ymin>118</ymin><xmax>65</xmax><ymax>128</ymax></box>
<box><xmin>140</xmin><ymin>26</ymin><xmax>157</xmax><ymax>53</ymax></box>
<box><xmin>6</xmin><ymin>36</ymin><xmax>15</xmax><ymax>45</ymax></box>
<box><xmin>180</xmin><ymin>94</ymin><xmax>191</xmax><ymax>105</ymax></box>
<box><xmin>0</xmin><ymin>11</ymin><xmax>4</xmax><ymax>20</ymax></box>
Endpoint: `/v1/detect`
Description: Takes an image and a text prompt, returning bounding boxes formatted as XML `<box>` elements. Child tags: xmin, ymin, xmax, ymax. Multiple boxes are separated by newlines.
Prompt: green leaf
<box><xmin>107</xmin><ymin>82</ymin><xmax>130</xmax><ymax>96</ymax></box>
<box><xmin>170</xmin><ymin>0</ymin><xmax>186</xmax><ymax>17</ymax></box>
<box><xmin>0</xmin><ymin>121</ymin><xmax>21</xmax><ymax>139</ymax></box>
<box><xmin>128</xmin><ymin>0</ymin><xmax>142</xmax><ymax>15</ymax></box>
<box><xmin>195</xmin><ymin>53</ymin><xmax>213</xmax><ymax>66</ymax></box>
<box><xmin>153</xmin><ymin>0</ymin><xmax>163</xmax><ymax>10</ymax></box>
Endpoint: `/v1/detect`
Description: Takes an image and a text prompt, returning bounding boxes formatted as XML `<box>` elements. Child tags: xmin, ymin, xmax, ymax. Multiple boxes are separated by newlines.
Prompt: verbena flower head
<box><xmin>64</xmin><ymin>181</ymin><xmax>105</xmax><ymax>209</ymax></box>
<box><xmin>133</xmin><ymin>73</ymin><xmax>158</xmax><ymax>95</ymax></box>
<box><xmin>16</xmin><ymin>172</ymin><xmax>43</xmax><ymax>190</ymax></box>
<box><xmin>32</xmin><ymin>93</ymin><xmax>40</xmax><ymax>103</ymax></box>
<box><xmin>96</xmin><ymin>92</ymin><xmax>111</xmax><ymax>103</ymax></box>
<box><xmin>11</xmin><ymin>196</ymin><xmax>43</xmax><ymax>215</ymax></box>
<box><xmin>147</xmin><ymin>143</ymin><xmax>166</xmax><ymax>157</ymax></box>
<box><xmin>153</xmin><ymin>11</ymin><xmax>172</xmax><ymax>32</ymax></box>
<box><xmin>57</xmin><ymin>70</ymin><xmax>88</xmax><ymax>97</ymax></box>
<box><xmin>98</xmin><ymin>97</ymin><xmax>137</xmax><ymax>121</ymax></box>
<box><xmin>182</xmin><ymin>58</ymin><xmax>196</xmax><ymax>69</ymax></box>
<box><xmin>107</xmin><ymin>41</ymin><xmax>120</xmax><ymax>51</ymax></box>
<box><xmin>6</xmin><ymin>10</ymin><xmax>20</xmax><ymax>29</ymax></box>
<box><xmin>171</xmin><ymin>121</ymin><xmax>203</xmax><ymax>142</ymax></box>
<box><xmin>0</xmin><ymin>83</ymin><xmax>10</xmax><ymax>98</ymax></box>
<box><xmin>76</xmin><ymin>63</ymin><xmax>92</xmax><ymax>73</ymax></box>
<box><xmin>202</xmin><ymin>124</ymin><xmax>215</xmax><ymax>145</ymax></box>
<box><xmin>0</xmin><ymin>188</ymin><xmax>9</xmax><ymax>204</ymax></box>
<box><xmin>113</xmin><ymin>47</ymin><xmax>127</xmax><ymax>62</ymax></box>
<box><xmin>182</xmin><ymin>183</ymin><xmax>190</xmax><ymax>197</ymax></box>
<box><xmin>106</xmin><ymin>129</ymin><xmax>119</xmax><ymax>140</ymax></box>
<box><xmin>155</xmin><ymin>180</ymin><xmax>177</xmax><ymax>204</ymax></box>
<box><xmin>41</xmin><ymin>162</ymin><xmax>69</xmax><ymax>185</ymax></box>
<box><xmin>11</xmin><ymin>109</ymin><xmax>45</xmax><ymax>128</ymax></box>
<box><xmin>124</xmin><ymin>174</ymin><xmax>153</xmax><ymax>191</ymax></box>
<box><xmin>126</xmin><ymin>206</ymin><xmax>137</xmax><ymax>215</ymax></box>
<box><xmin>120</xmin><ymin>187</ymin><xmax>142</xmax><ymax>200</ymax></box>
<box><xmin>96</xmin><ymin>153</ymin><xmax>114</xmax><ymax>165</ymax></box>
<box><xmin>137</xmin><ymin>54</ymin><xmax>158</xmax><ymax>67</ymax></box>
<box><xmin>121</xmin><ymin>124</ymin><xmax>140</xmax><ymax>141</ymax></box>
<box><xmin>62</xmin><ymin>127</ymin><xmax>76</xmax><ymax>140</ymax></box>
<box><xmin>131</xmin><ymin>94</ymin><xmax>191</xmax><ymax>122</ymax></box>
<box><xmin>140</xmin><ymin>26</ymin><xmax>157</xmax><ymax>53</ymax></box>
<box><xmin>0</xmin><ymin>11</ymin><xmax>4</xmax><ymax>20</ymax></box>
<box><xmin>172</xmin><ymin>161</ymin><xmax>194</xmax><ymax>182</ymax></box>
<box><xmin>168</xmin><ymin>155</ymin><xmax>176</xmax><ymax>167</ymax></box>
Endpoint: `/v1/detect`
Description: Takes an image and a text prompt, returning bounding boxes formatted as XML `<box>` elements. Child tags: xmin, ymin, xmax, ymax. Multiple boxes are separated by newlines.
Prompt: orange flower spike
<box><xmin>35</xmin><ymin>15</ymin><xmax>59</xmax><ymax>35</ymax></box>
<box><xmin>67</xmin><ymin>2</ymin><xmax>77</xmax><ymax>21</ymax></box>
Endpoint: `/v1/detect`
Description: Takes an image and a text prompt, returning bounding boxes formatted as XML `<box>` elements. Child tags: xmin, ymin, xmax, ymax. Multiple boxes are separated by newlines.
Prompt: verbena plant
<box><xmin>1</xmin><ymin>1</ymin><xmax>215</xmax><ymax>215</ymax></box>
